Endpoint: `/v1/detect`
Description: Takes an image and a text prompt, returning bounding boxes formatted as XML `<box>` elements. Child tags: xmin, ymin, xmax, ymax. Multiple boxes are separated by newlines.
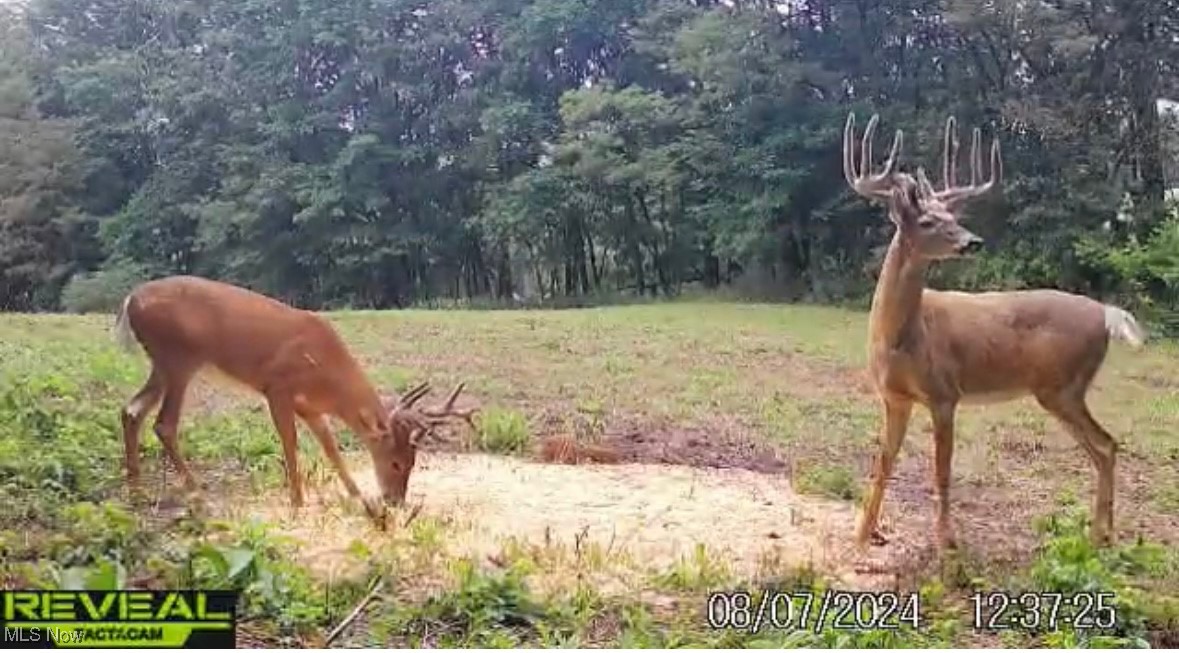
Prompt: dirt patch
<box><xmin>212</xmin><ymin>451</ymin><xmax>887</xmax><ymax>591</ymax></box>
<box><xmin>595</xmin><ymin>417</ymin><xmax>787</xmax><ymax>475</ymax></box>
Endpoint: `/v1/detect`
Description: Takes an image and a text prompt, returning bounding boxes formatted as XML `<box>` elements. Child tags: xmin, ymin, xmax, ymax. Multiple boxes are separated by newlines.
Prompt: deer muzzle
<box><xmin>957</xmin><ymin>235</ymin><xmax>984</xmax><ymax>255</ymax></box>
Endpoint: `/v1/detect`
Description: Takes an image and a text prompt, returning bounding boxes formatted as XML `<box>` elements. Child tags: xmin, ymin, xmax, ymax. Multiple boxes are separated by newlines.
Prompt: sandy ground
<box><xmin>211</xmin><ymin>451</ymin><xmax>893</xmax><ymax>592</ymax></box>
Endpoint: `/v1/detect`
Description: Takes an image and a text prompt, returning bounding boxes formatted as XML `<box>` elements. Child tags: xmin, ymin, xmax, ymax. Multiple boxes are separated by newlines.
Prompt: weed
<box><xmin>792</xmin><ymin>462</ymin><xmax>861</xmax><ymax>502</ymax></box>
<box><xmin>652</xmin><ymin>544</ymin><xmax>732</xmax><ymax>592</ymax></box>
<box><xmin>381</xmin><ymin>559</ymin><xmax>551</xmax><ymax>647</ymax></box>
<box><xmin>473</xmin><ymin>406</ymin><xmax>531</xmax><ymax>454</ymax></box>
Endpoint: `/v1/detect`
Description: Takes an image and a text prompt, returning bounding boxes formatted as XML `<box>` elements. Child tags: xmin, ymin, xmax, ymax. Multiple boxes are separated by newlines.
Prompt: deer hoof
<box><xmin>869</xmin><ymin>529</ymin><xmax>889</xmax><ymax>546</ymax></box>
<box><xmin>362</xmin><ymin>497</ymin><xmax>388</xmax><ymax>528</ymax></box>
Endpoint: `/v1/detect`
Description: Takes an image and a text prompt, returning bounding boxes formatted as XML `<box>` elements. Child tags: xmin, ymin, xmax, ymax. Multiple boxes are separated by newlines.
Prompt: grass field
<box><xmin>1</xmin><ymin>301</ymin><xmax>1177</xmax><ymax>647</ymax></box>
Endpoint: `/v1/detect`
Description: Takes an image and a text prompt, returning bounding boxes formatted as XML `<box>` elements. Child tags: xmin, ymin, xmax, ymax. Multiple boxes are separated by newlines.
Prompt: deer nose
<box><xmin>959</xmin><ymin>236</ymin><xmax>984</xmax><ymax>254</ymax></box>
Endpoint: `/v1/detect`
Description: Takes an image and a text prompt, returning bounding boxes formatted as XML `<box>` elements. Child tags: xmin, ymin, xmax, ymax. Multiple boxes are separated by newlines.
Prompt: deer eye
<box><xmin>917</xmin><ymin>218</ymin><xmax>935</xmax><ymax>229</ymax></box>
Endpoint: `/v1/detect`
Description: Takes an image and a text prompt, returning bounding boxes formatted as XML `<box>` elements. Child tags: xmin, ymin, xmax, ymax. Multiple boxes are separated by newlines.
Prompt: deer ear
<box><xmin>409</xmin><ymin>427</ymin><xmax>426</xmax><ymax>447</ymax></box>
<box><xmin>358</xmin><ymin>407</ymin><xmax>385</xmax><ymax>435</ymax></box>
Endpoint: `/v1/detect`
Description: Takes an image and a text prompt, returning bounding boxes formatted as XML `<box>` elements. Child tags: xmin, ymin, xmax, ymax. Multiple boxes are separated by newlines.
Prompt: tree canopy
<box><xmin>1</xmin><ymin>0</ymin><xmax>1177</xmax><ymax>326</ymax></box>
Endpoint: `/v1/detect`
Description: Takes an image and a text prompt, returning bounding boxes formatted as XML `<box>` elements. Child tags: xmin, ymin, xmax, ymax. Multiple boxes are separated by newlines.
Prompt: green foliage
<box><xmin>383</xmin><ymin>560</ymin><xmax>553</xmax><ymax>647</ymax></box>
<box><xmin>0</xmin><ymin>0</ymin><xmax>1174</xmax><ymax>312</ymax></box>
<box><xmin>185</xmin><ymin>520</ymin><xmax>359</xmax><ymax>634</ymax></box>
<box><xmin>1077</xmin><ymin>202</ymin><xmax>1179</xmax><ymax>335</ymax></box>
<box><xmin>60</xmin><ymin>261</ymin><xmax>151</xmax><ymax>313</ymax></box>
<box><xmin>1017</xmin><ymin>504</ymin><xmax>1173</xmax><ymax>647</ymax></box>
<box><xmin>473</xmin><ymin>407</ymin><xmax>531</xmax><ymax>454</ymax></box>
<box><xmin>792</xmin><ymin>463</ymin><xmax>862</xmax><ymax>502</ymax></box>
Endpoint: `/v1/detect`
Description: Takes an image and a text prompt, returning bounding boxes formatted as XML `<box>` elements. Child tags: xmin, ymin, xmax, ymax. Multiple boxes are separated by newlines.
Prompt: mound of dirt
<box><xmin>213</xmin><ymin>451</ymin><xmax>884</xmax><ymax>590</ymax></box>
<box><xmin>599</xmin><ymin>421</ymin><xmax>787</xmax><ymax>475</ymax></box>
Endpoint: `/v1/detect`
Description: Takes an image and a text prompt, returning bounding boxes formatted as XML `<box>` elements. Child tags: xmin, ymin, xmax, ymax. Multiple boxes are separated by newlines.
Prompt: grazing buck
<box><xmin>113</xmin><ymin>275</ymin><xmax>477</xmax><ymax>519</ymax></box>
<box><xmin>842</xmin><ymin>112</ymin><xmax>1146</xmax><ymax>550</ymax></box>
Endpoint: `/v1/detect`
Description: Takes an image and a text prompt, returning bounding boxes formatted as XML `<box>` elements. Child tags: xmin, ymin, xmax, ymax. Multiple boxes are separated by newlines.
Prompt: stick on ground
<box><xmin>324</xmin><ymin>576</ymin><xmax>385</xmax><ymax>646</ymax></box>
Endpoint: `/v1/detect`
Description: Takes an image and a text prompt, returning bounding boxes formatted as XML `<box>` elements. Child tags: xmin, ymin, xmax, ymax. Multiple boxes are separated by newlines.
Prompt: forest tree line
<box><xmin>1</xmin><ymin>0</ymin><xmax>1178</xmax><ymax>323</ymax></box>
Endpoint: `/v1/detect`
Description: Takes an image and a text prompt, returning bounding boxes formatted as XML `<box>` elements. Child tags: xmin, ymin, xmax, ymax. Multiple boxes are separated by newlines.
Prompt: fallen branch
<box><xmin>325</xmin><ymin>576</ymin><xmax>385</xmax><ymax>646</ymax></box>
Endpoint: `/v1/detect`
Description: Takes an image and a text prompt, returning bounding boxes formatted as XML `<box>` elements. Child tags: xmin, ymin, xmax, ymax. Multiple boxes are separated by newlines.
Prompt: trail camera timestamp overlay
<box><xmin>970</xmin><ymin>591</ymin><xmax>1119</xmax><ymax>632</ymax></box>
<box><xmin>706</xmin><ymin>589</ymin><xmax>922</xmax><ymax>634</ymax></box>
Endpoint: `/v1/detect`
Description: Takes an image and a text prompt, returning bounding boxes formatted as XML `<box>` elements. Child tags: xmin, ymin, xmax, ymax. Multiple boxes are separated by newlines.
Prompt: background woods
<box><xmin>1</xmin><ymin>0</ymin><xmax>1177</xmax><ymax>323</ymax></box>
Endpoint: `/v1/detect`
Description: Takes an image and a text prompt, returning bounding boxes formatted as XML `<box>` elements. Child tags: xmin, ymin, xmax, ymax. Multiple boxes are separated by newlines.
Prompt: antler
<box><xmin>397</xmin><ymin>381</ymin><xmax>432</xmax><ymax>409</ymax></box>
<box><xmin>843</xmin><ymin>112</ymin><xmax>904</xmax><ymax>202</ymax></box>
<box><xmin>930</xmin><ymin>115</ymin><xmax>1002</xmax><ymax>209</ymax></box>
<box><xmin>422</xmin><ymin>382</ymin><xmax>478</xmax><ymax>430</ymax></box>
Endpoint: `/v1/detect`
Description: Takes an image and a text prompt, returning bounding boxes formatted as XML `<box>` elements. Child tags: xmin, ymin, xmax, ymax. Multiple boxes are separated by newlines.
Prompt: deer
<box><xmin>841</xmin><ymin>111</ymin><xmax>1146</xmax><ymax>551</ymax></box>
<box><xmin>112</xmin><ymin>275</ymin><xmax>477</xmax><ymax>521</ymax></box>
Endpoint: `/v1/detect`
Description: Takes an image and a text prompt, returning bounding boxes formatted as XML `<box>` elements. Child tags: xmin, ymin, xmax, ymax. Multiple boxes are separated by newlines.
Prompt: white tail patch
<box><xmin>1103</xmin><ymin>304</ymin><xmax>1146</xmax><ymax>349</ymax></box>
<box><xmin>113</xmin><ymin>294</ymin><xmax>142</xmax><ymax>354</ymax></box>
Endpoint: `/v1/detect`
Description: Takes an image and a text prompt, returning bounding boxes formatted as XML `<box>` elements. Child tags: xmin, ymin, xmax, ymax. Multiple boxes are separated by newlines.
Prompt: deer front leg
<box><xmin>929</xmin><ymin>402</ymin><xmax>958</xmax><ymax>551</ymax></box>
<box><xmin>265</xmin><ymin>394</ymin><xmax>305</xmax><ymax>510</ymax></box>
<box><xmin>298</xmin><ymin>412</ymin><xmax>363</xmax><ymax>498</ymax></box>
<box><xmin>857</xmin><ymin>397</ymin><xmax>913</xmax><ymax>547</ymax></box>
<box><xmin>299</xmin><ymin>412</ymin><xmax>386</xmax><ymax>523</ymax></box>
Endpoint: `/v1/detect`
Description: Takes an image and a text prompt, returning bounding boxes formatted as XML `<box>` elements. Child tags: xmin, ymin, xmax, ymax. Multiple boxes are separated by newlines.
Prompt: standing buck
<box><xmin>113</xmin><ymin>275</ymin><xmax>477</xmax><ymax>519</ymax></box>
<box><xmin>842</xmin><ymin>112</ymin><xmax>1146</xmax><ymax>550</ymax></box>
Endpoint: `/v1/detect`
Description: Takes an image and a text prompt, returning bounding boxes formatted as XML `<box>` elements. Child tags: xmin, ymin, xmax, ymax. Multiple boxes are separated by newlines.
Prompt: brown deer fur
<box><xmin>537</xmin><ymin>435</ymin><xmax>622</xmax><ymax>465</ymax></box>
<box><xmin>842</xmin><ymin>113</ymin><xmax>1146</xmax><ymax>550</ymax></box>
<box><xmin>114</xmin><ymin>275</ymin><xmax>476</xmax><ymax>518</ymax></box>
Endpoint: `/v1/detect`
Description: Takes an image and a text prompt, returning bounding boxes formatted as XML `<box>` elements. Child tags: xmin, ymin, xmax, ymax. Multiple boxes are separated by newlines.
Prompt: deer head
<box><xmin>371</xmin><ymin>381</ymin><xmax>478</xmax><ymax>504</ymax></box>
<box><xmin>843</xmin><ymin>112</ymin><xmax>1003</xmax><ymax>261</ymax></box>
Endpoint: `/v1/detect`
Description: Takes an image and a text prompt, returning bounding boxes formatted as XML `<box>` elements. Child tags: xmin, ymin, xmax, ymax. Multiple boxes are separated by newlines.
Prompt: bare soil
<box><xmin>593</xmin><ymin>416</ymin><xmax>788</xmax><ymax>475</ymax></box>
<box><xmin>214</xmin><ymin>450</ymin><xmax>884</xmax><ymax>591</ymax></box>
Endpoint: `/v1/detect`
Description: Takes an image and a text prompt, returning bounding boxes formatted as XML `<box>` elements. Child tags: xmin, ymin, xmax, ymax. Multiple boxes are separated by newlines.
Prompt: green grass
<box><xmin>472</xmin><ymin>406</ymin><xmax>531</xmax><ymax>454</ymax></box>
<box><xmin>1</xmin><ymin>301</ymin><xmax>1177</xmax><ymax>646</ymax></box>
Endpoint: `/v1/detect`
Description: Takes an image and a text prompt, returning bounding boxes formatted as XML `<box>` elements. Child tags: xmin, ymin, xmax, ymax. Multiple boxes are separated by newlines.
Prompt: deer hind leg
<box><xmin>929</xmin><ymin>402</ymin><xmax>958</xmax><ymax>551</ymax></box>
<box><xmin>152</xmin><ymin>368</ymin><xmax>199</xmax><ymax>494</ymax></box>
<box><xmin>1036</xmin><ymin>391</ymin><xmax>1117</xmax><ymax>546</ymax></box>
<box><xmin>122</xmin><ymin>367</ymin><xmax>165</xmax><ymax>495</ymax></box>
<box><xmin>265</xmin><ymin>393</ymin><xmax>305</xmax><ymax>509</ymax></box>
<box><xmin>857</xmin><ymin>397</ymin><xmax>913</xmax><ymax>547</ymax></box>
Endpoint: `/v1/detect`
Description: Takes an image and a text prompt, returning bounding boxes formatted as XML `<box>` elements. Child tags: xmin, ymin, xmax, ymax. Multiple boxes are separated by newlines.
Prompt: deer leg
<box><xmin>121</xmin><ymin>367</ymin><xmax>165</xmax><ymax>495</ymax></box>
<box><xmin>1036</xmin><ymin>392</ymin><xmax>1117</xmax><ymax>546</ymax></box>
<box><xmin>929</xmin><ymin>402</ymin><xmax>958</xmax><ymax>550</ymax></box>
<box><xmin>299</xmin><ymin>411</ymin><xmax>385</xmax><ymax>521</ymax></box>
<box><xmin>265</xmin><ymin>394</ymin><xmax>304</xmax><ymax>509</ymax></box>
<box><xmin>298</xmin><ymin>412</ymin><xmax>363</xmax><ymax>498</ymax></box>
<box><xmin>152</xmin><ymin>372</ymin><xmax>198</xmax><ymax>493</ymax></box>
<box><xmin>857</xmin><ymin>397</ymin><xmax>913</xmax><ymax>547</ymax></box>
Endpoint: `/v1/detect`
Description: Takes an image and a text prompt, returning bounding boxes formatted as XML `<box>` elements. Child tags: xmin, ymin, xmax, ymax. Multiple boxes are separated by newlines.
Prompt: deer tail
<box><xmin>113</xmin><ymin>294</ymin><xmax>141</xmax><ymax>354</ymax></box>
<box><xmin>1103</xmin><ymin>304</ymin><xmax>1146</xmax><ymax>349</ymax></box>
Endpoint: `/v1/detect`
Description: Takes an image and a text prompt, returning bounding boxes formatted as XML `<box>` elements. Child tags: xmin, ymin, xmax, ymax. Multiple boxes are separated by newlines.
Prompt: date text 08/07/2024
<box><xmin>706</xmin><ymin>590</ymin><xmax>1120</xmax><ymax>634</ymax></box>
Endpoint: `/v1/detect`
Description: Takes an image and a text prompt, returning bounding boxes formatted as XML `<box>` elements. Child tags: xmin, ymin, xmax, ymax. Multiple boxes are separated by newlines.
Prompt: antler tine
<box><xmin>843</xmin><ymin>112</ymin><xmax>858</xmax><ymax>188</ymax></box>
<box><xmin>843</xmin><ymin>111</ymin><xmax>904</xmax><ymax>202</ymax></box>
<box><xmin>437</xmin><ymin>382</ymin><xmax>465</xmax><ymax>413</ymax></box>
<box><xmin>931</xmin><ymin>119</ymin><xmax>1003</xmax><ymax>209</ymax></box>
<box><xmin>916</xmin><ymin>167</ymin><xmax>935</xmax><ymax>199</ymax></box>
<box><xmin>398</xmin><ymin>381</ymin><xmax>432</xmax><ymax>409</ymax></box>
<box><xmin>860</xmin><ymin>113</ymin><xmax>877</xmax><ymax>184</ymax></box>
<box><xmin>942</xmin><ymin>116</ymin><xmax>959</xmax><ymax>192</ymax></box>
<box><xmin>970</xmin><ymin>127</ymin><xmax>981</xmax><ymax>187</ymax></box>
<box><xmin>422</xmin><ymin>382</ymin><xmax>478</xmax><ymax>429</ymax></box>
<box><xmin>990</xmin><ymin>137</ymin><xmax>1002</xmax><ymax>187</ymax></box>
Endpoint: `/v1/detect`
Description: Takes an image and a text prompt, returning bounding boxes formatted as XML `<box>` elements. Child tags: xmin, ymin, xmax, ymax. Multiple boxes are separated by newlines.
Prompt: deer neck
<box><xmin>868</xmin><ymin>231</ymin><xmax>928</xmax><ymax>352</ymax></box>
